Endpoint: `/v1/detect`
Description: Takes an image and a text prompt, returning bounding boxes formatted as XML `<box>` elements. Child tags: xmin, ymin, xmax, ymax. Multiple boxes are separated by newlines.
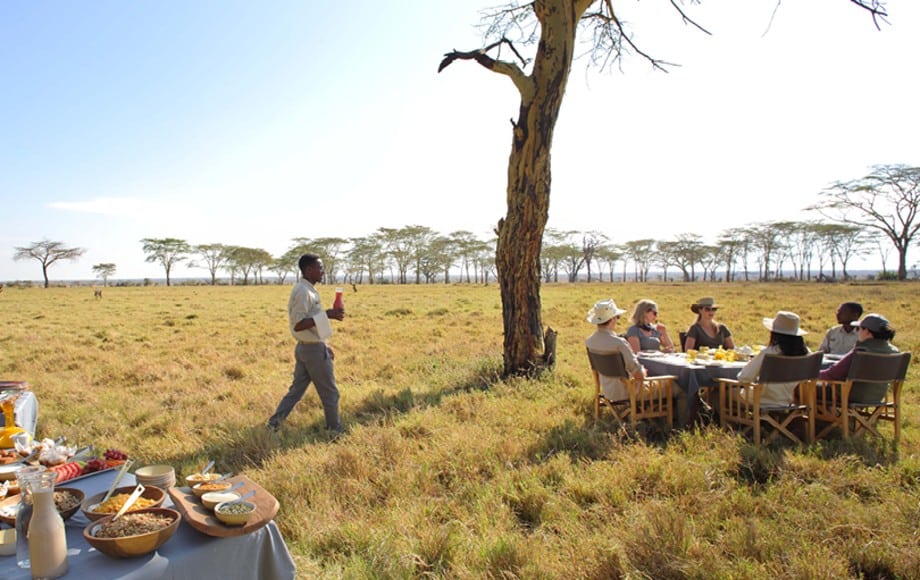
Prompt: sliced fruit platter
<box><xmin>49</xmin><ymin>448</ymin><xmax>129</xmax><ymax>484</ymax></box>
<box><xmin>0</xmin><ymin>445</ymin><xmax>128</xmax><ymax>488</ymax></box>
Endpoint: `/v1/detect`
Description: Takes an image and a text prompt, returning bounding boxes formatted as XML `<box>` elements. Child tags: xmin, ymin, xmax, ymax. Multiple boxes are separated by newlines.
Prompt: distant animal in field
<box><xmin>94</xmin><ymin>288</ymin><xmax>103</xmax><ymax>299</ymax></box>
<box><xmin>351</xmin><ymin>283</ymin><xmax>358</xmax><ymax>293</ymax></box>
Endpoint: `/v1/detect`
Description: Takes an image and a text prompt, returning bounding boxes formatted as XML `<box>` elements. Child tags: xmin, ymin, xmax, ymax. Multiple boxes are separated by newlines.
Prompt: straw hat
<box><xmin>586</xmin><ymin>299</ymin><xmax>626</xmax><ymax>325</ymax></box>
<box><xmin>762</xmin><ymin>311</ymin><xmax>808</xmax><ymax>336</ymax></box>
<box><xmin>690</xmin><ymin>297</ymin><xmax>720</xmax><ymax>314</ymax></box>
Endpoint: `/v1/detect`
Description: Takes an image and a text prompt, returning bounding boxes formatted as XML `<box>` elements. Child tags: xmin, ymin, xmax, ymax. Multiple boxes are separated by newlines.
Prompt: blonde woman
<box><xmin>625</xmin><ymin>299</ymin><xmax>675</xmax><ymax>354</ymax></box>
<box><xmin>684</xmin><ymin>297</ymin><xmax>735</xmax><ymax>351</ymax></box>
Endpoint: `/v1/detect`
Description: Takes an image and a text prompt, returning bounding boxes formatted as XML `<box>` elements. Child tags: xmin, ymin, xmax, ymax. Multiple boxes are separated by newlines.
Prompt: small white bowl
<box><xmin>201</xmin><ymin>491</ymin><xmax>240</xmax><ymax>511</ymax></box>
<box><xmin>0</xmin><ymin>527</ymin><xmax>15</xmax><ymax>556</ymax></box>
<box><xmin>135</xmin><ymin>464</ymin><xmax>176</xmax><ymax>488</ymax></box>
<box><xmin>214</xmin><ymin>501</ymin><xmax>255</xmax><ymax>526</ymax></box>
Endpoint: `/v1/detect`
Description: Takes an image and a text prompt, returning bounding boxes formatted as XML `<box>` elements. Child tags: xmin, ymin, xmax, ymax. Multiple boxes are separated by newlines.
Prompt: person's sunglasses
<box><xmin>647</xmin><ymin>309</ymin><xmax>658</xmax><ymax>315</ymax></box>
<box><xmin>703</xmin><ymin>307</ymin><xmax>717</xmax><ymax>312</ymax></box>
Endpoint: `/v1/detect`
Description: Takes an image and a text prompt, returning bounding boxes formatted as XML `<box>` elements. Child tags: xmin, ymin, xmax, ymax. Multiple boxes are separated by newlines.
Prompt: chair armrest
<box><xmin>646</xmin><ymin>374</ymin><xmax>678</xmax><ymax>382</ymax></box>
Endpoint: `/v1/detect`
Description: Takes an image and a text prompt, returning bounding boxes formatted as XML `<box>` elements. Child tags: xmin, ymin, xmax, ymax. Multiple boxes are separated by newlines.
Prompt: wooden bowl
<box><xmin>83</xmin><ymin>507</ymin><xmax>181</xmax><ymax>558</ymax></box>
<box><xmin>214</xmin><ymin>501</ymin><xmax>255</xmax><ymax>526</ymax></box>
<box><xmin>81</xmin><ymin>485</ymin><xmax>166</xmax><ymax>522</ymax></box>
<box><xmin>0</xmin><ymin>487</ymin><xmax>84</xmax><ymax>525</ymax></box>
<box><xmin>191</xmin><ymin>481</ymin><xmax>232</xmax><ymax>498</ymax></box>
<box><xmin>54</xmin><ymin>487</ymin><xmax>85</xmax><ymax>521</ymax></box>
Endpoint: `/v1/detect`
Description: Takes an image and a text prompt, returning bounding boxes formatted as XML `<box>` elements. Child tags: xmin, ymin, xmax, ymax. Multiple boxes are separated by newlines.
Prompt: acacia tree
<box><xmin>140</xmin><ymin>238</ymin><xmax>190</xmax><ymax>286</ymax></box>
<box><xmin>811</xmin><ymin>164</ymin><xmax>919</xmax><ymax>280</ymax></box>
<box><xmin>13</xmin><ymin>240</ymin><xmax>86</xmax><ymax>288</ymax></box>
<box><xmin>441</xmin><ymin>1</ymin><xmax>886</xmax><ymax>375</ymax></box>
<box><xmin>92</xmin><ymin>263</ymin><xmax>117</xmax><ymax>286</ymax></box>
<box><xmin>190</xmin><ymin>243</ymin><xmax>230</xmax><ymax>285</ymax></box>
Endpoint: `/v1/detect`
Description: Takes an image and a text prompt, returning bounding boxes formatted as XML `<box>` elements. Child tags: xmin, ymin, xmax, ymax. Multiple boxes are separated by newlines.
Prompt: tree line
<box><xmin>8</xmin><ymin>216</ymin><xmax>915</xmax><ymax>289</ymax></box>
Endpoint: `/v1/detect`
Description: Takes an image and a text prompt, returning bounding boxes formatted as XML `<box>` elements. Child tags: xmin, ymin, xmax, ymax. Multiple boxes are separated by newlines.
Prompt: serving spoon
<box><xmin>112</xmin><ymin>484</ymin><xmax>146</xmax><ymax>522</ymax></box>
<box><xmin>97</xmin><ymin>458</ymin><xmax>135</xmax><ymax>507</ymax></box>
<box><xmin>221</xmin><ymin>490</ymin><xmax>255</xmax><ymax>506</ymax></box>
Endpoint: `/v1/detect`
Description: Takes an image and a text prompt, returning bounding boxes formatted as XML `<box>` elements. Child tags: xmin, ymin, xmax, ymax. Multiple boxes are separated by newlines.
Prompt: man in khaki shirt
<box><xmin>268</xmin><ymin>254</ymin><xmax>345</xmax><ymax>433</ymax></box>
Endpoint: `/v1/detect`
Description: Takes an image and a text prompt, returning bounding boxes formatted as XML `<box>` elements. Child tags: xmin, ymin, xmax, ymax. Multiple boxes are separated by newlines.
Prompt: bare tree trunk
<box><xmin>496</xmin><ymin>1</ymin><xmax>578</xmax><ymax>376</ymax></box>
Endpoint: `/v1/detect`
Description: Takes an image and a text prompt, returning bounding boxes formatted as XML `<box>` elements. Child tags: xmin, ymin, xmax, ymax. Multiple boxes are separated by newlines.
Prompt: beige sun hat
<box><xmin>762</xmin><ymin>311</ymin><xmax>808</xmax><ymax>336</ymax></box>
<box><xmin>690</xmin><ymin>297</ymin><xmax>720</xmax><ymax>314</ymax></box>
<box><xmin>586</xmin><ymin>299</ymin><xmax>626</xmax><ymax>325</ymax></box>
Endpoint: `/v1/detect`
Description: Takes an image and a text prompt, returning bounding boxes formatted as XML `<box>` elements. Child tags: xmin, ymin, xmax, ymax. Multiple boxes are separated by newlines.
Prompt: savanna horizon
<box><xmin>1</xmin><ymin>282</ymin><xmax>917</xmax><ymax>577</ymax></box>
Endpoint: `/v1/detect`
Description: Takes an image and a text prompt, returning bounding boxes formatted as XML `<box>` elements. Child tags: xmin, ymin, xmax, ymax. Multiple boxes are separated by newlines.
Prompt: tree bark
<box><xmin>496</xmin><ymin>1</ymin><xmax>581</xmax><ymax>376</ymax></box>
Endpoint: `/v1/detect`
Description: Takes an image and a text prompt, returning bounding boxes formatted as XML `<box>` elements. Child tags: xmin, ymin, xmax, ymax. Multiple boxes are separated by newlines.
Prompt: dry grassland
<box><xmin>1</xmin><ymin>282</ymin><xmax>918</xmax><ymax>578</ymax></box>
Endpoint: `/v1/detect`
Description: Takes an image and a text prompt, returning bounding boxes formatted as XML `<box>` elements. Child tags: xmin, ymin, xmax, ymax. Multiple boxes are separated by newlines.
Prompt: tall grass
<box><xmin>0</xmin><ymin>282</ymin><xmax>917</xmax><ymax>578</ymax></box>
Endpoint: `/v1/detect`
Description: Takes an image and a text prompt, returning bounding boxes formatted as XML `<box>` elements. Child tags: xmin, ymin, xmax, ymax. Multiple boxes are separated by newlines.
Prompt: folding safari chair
<box><xmin>716</xmin><ymin>352</ymin><xmax>823</xmax><ymax>445</ymax></box>
<box><xmin>814</xmin><ymin>351</ymin><xmax>910</xmax><ymax>445</ymax></box>
<box><xmin>587</xmin><ymin>349</ymin><xmax>676</xmax><ymax>429</ymax></box>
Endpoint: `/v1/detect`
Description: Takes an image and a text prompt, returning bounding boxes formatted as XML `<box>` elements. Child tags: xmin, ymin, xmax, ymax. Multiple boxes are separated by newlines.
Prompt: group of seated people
<box><xmin>585</xmin><ymin>296</ymin><xmax>900</xmax><ymax>410</ymax></box>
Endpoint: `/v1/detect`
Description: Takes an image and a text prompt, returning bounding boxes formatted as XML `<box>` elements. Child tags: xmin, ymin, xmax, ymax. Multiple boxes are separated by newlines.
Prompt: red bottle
<box><xmin>333</xmin><ymin>288</ymin><xmax>344</xmax><ymax>310</ymax></box>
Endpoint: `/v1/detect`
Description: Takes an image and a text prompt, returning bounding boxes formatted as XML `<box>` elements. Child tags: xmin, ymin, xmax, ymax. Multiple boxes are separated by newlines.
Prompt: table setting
<box><xmin>0</xmin><ymin>447</ymin><xmax>295</xmax><ymax>579</ymax></box>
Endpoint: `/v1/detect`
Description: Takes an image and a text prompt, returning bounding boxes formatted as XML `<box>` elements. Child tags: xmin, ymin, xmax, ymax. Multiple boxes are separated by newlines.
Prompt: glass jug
<box><xmin>15</xmin><ymin>465</ymin><xmax>47</xmax><ymax>569</ymax></box>
<box><xmin>27</xmin><ymin>470</ymin><xmax>68</xmax><ymax>579</ymax></box>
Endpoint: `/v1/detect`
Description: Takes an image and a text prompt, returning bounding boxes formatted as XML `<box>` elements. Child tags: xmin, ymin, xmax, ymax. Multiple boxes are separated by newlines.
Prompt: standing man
<box><xmin>268</xmin><ymin>254</ymin><xmax>345</xmax><ymax>434</ymax></box>
<box><xmin>818</xmin><ymin>302</ymin><xmax>863</xmax><ymax>355</ymax></box>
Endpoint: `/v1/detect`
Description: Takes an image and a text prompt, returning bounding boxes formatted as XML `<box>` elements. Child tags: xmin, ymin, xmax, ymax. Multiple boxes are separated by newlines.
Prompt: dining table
<box><xmin>637</xmin><ymin>351</ymin><xmax>748</xmax><ymax>426</ymax></box>
<box><xmin>637</xmin><ymin>351</ymin><xmax>835</xmax><ymax>427</ymax></box>
<box><xmin>0</xmin><ymin>468</ymin><xmax>296</xmax><ymax>579</ymax></box>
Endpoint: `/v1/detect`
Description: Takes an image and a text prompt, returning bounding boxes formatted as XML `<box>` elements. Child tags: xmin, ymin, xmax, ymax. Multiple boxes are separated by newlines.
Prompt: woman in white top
<box><xmin>736</xmin><ymin>311</ymin><xmax>810</xmax><ymax>406</ymax></box>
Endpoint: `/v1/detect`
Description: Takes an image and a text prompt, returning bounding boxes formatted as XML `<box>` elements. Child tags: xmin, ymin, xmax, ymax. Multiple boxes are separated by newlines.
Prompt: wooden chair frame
<box><xmin>587</xmin><ymin>349</ymin><xmax>676</xmax><ymax>429</ymax></box>
<box><xmin>717</xmin><ymin>352</ymin><xmax>823</xmax><ymax>445</ymax></box>
<box><xmin>814</xmin><ymin>352</ymin><xmax>910</xmax><ymax>444</ymax></box>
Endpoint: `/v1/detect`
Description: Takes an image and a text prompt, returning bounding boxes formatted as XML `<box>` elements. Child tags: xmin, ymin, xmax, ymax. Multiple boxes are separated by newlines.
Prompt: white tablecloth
<box><xmin>0</xmin><ymin>469</ymin><xmax>296</xmax><ymax>579</ymax></box>
<box><xmin>0</xmin><ymin>390</ymin><xmax>38</xmax><ymax>437</ymax></box>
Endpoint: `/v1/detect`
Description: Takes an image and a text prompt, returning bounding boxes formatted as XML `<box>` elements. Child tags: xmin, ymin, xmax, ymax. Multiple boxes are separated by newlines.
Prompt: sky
<box><xmin>2</xmin><ymin>0</ymin><xmax>918</xmax><ymax>282</ymax></box>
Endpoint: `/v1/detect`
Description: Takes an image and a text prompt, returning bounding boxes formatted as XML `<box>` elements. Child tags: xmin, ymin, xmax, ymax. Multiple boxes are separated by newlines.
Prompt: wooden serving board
<box><xmin>167</xmin><ymin>474</ymin><xmax>279</xmax><ymax>538</ymax></box>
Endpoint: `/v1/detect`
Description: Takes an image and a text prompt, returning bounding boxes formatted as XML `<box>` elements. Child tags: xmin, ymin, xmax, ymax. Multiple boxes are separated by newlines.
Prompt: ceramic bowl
<box><xmin>214</xmin><ymin>500</ymin><xmax>255</xmax><ymax>526</ymax></box>
<box><xmin>185</xmin><ymin>472</ymin><xmax>221</xmax><ymax>487</ymax></box>
<box><xmin>0</xmin><ymin>527</ymin><xmax>15</xmax><ymax>556</ymax></box>
<box><xmin>0</xmin><ymin>463</ymin><xmax>24</xmax><ymax>482</ymax></box>
<box><xmin>201</xmin><ymin>490</ymin><xmax>240</xmax><ymax>511</ymax></box>
<box><xmin>191</xmin><ymin>480</ymin><xmax>232</xmax><ymax>498</ymax></box>
<box><xmin>134</xmin><ymin>464</ymin><xmax>176</xmax><ymax>488</ymax></box>
<box><xmin>81</xmin><ymin>485</ymin><xmax>166</xmax><ymax>522</ymax></box>
<box><xmin>83</xmin><ymin>507</ymin><xmax>181</xmax><ymax>558</ymax></box>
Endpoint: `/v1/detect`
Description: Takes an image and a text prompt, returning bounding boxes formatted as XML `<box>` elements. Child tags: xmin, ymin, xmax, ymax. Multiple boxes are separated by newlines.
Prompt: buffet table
<box><xmin>0</xmin><ymin>469</ymin><xmax>296</xmax><ymax>579</ymax></box>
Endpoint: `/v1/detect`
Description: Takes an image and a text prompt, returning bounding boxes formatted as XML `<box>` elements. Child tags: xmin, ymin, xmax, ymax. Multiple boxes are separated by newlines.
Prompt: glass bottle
<box><xmin>333</xmin><ymin>287</ymin><xmax>344</xmax><ymax>310</ymax></box>
<box><xmin>15</xmin><ymin>465</ymin><xmax>47</xmax><ymax>569</ymax></box>
<box><xmin>27</xmin><ymin>470</ymin><xmax>68</xmax><ymax>579</ymax></box>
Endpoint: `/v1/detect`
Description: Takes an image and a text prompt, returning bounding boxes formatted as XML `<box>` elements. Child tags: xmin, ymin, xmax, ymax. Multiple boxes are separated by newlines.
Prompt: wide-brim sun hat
<box><xmin>586</xmin><ymin>299</ymin><xmax>626</xmax><ymax>325</ymax></box>
<box><xmin>690</xmin><ymin>297</ymin><xmax>720</xmax><ymax>314</ymax></box>
<box><xmin>762</xmin><ymin>311</ymin><xmax>808</xmax><ymax>336</ymax></box>
<box><xmin>850</xmin><ymin>313</ymin><xmax>890</xmax><ymax>333</ymax></box>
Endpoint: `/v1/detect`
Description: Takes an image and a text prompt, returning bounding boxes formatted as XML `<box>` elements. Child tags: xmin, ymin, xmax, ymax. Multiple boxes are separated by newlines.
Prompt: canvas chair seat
<box><xmin>587</xmin><ymin>349</ymin><xmax>675</xmax><ymax>429</ymax></box>
<box><xmin>814</xmin><ymin>351</ymin><xmax>910</xmax><ymax>444</ymax></box>
<box><xmin>717</xmin><ymin>352</ymin><xmax>823</xmax><ymax>445</ymax></box>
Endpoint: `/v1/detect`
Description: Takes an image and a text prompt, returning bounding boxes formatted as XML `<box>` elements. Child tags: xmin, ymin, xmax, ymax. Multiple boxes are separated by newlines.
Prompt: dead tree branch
<box><xmin>438</xmin><ymin>37</ymin><xmax>534</xmax><ymax>100</ymax></box>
